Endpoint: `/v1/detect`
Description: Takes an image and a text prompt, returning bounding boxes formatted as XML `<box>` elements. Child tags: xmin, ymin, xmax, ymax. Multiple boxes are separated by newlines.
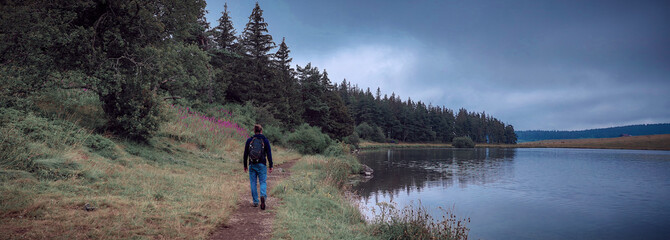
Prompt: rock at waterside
<box><xmin>359</xmin><ymin>164</ymin><xmax>374</xmax><ymax>176</ymax></box>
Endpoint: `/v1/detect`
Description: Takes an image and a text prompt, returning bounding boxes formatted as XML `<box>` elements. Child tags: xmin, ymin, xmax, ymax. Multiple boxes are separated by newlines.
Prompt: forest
<box><xmin>516</xmin><ymin>123</ymin><xmax>670</xmax><ymax>142</ymax></box>
<box><xmin>1</xmin><ymin>1</ymin><xmax>516</xmax><ymax>145</ymax></box>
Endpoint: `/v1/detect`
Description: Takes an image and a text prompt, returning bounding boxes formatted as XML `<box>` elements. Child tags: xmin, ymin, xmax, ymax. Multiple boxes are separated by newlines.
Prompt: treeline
<box><xmin>335</xmin><ymin>84</ymin><xmax>517</xmax><ymax>143</ymax></box>
<box><xmin>1</xmin><ymin>1</ymin><xmax>515</xmax><ymax>144</ymax></box>
<box><xmin>516</xmin><ymin>123</ymin><xmax>670</xmax><ymax>142</ymax></box>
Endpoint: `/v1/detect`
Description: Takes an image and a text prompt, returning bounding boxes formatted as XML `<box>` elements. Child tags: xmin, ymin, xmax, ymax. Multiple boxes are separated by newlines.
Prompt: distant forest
<box><xmin>1</xmin><ymin>1</ymin><xmax>516</xmax><ymax>144</ymax></box>
<box><xmin>516</xmin><ymin>123</ymin><xmax>670</xmax><ymax>142</ymax></box>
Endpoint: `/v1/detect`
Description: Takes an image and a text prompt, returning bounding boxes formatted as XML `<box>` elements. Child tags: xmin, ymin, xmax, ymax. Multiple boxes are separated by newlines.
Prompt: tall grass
<box><xmin>272</xmin><ymin>156</ymin><xmax>373</xmax><ymax>240</ymax></box>
<box><xmin>371</xmin><ymin>201</ymin><xmax>470</xmax><ymax>240</ymax></box>
<box><xmin>0</xmin><ymin>107</ymin><xmax>91</xmax><ymax>179</ymax></box>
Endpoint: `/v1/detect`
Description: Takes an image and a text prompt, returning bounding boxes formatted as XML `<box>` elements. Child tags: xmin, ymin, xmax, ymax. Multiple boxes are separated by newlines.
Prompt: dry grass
<box><xmin>518</xmin><ymin>134</ymin><xmax>670</xmax><ymax>150</ymax></box>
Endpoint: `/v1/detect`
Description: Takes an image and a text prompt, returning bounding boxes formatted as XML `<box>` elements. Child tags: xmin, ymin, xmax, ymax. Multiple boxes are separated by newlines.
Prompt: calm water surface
<box><xmin>354</xmin><ymin>148</ymin><xmax>670</xmax><ymax>240</ymax></box>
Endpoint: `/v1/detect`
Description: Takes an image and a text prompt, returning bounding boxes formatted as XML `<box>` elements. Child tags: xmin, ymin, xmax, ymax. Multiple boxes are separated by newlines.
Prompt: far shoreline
<box><xmin>358</xmin><ymin>134</ymin><xmax>670</xmax><ymax>151</ymax></box>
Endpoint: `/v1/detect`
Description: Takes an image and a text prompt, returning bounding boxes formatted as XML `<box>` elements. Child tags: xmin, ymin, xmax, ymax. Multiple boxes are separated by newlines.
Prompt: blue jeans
<box><xmin>249</xmin><ymin>163</ymin><xmax>267</xmax><ymax>204</ymax></box>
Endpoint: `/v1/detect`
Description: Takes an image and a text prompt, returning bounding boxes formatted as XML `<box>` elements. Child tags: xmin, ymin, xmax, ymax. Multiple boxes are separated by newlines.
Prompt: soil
<box><xmin>209</xmin><ymin>158</ymin><xmax>298</xmax><ymax>240</ymax></box>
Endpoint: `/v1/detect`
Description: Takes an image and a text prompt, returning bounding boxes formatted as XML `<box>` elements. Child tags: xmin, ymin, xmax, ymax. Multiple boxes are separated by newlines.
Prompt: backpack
<box><xmin>248</xmin><ymin>137</ymin><xmax>265</xmax><ymax>164</ymax></box>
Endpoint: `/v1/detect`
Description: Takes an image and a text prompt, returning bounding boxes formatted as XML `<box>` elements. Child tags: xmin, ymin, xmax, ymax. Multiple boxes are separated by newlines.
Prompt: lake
<box><xmin>354</xmin><ymin>148</ymin><xmax>670</xmax><ymax>240</ymax></box>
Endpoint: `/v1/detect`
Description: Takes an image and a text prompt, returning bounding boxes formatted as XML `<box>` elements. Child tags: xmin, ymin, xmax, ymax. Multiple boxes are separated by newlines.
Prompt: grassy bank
<box><xmin>271</xmin><ymin>155</ymin><xmax>470</xmax><ymax>240</ymax></box>
<box><xmin>0</xmin><ymin>90</ymin><xmax>299</xmax><ymax>239</ymax></box>
<box><xmin>518</xmin><ymin>134</ymin><xmax>670</xmax><ymax>150</ymax></box>
<box><xmin>271</xmin><ymin>155</ymin><xmax>373</xmax><ymax>239</ymax></box>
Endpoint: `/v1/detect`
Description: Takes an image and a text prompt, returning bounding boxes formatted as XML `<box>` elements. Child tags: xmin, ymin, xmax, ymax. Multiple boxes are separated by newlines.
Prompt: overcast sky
<box><xmin>205</xmin><ymin>0</ymin><xmax>670</xmax><ymax>131</ymax></box>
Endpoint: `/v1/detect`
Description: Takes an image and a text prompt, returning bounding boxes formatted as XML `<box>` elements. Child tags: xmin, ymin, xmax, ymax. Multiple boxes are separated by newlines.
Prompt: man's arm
<box><xmin>243</xmin><ymin>139</ymin><xmax>250</xmax><ymax>171</ymax></box>
<box><xmin>265</xmin><ymin>138</ymin><xmax>273</xmax><ymax>170</ymax></box>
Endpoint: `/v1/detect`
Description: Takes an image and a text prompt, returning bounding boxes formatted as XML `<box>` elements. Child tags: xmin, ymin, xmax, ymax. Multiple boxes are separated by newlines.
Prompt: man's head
<box><xmin>254</xmin><ymin>124</ymin><xmax>263</xmax><ymax>134</ymax></box>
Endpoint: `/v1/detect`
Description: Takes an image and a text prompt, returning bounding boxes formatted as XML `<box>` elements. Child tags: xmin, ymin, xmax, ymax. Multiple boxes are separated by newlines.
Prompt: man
<box><xmin>243</xmin><ymin>124</ymin><xmax>273</xmax><ymax>210</ymax></box>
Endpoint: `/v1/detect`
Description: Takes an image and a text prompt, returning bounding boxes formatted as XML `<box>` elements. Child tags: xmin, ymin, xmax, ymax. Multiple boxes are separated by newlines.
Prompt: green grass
<box><xmin>271</xmin><ymin>155</ymin><xmax>373</xmax><ymax>240</ymax></box>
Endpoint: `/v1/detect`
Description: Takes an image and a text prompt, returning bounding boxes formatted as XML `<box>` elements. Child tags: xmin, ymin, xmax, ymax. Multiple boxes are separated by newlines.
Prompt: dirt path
<box><xmin>209</xmin><ymin>158</ymin><xmax>299</xmax><ymax>240</ymax></box>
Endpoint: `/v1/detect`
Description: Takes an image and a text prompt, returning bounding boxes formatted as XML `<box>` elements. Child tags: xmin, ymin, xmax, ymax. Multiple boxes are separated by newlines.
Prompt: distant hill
<box><xmin>516</xmin><ymin>123</ymin><xmax>670</xmax><ymax>143</ymax></box>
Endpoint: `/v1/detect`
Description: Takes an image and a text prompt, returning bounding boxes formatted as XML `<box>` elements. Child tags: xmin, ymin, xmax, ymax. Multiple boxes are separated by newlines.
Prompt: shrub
<box><xmin>355</xmin><ymin>122</ymin><xmax>386</xmax><ymax>142</ymax></box>
<box><xmin>262</xmin><ymin>125</ymin><xmax>286</xmax><ymax>146</ymax></box>
<box><xmin>99</xmin><ymin>82</ymin><xmax>165</xmax><ymax>142</ymax></box>
<box><xmin>285</xmin><ymin>124</ymin><xmax>333</xmax><ymax>155</ymax></box>
<box><xmin>324</xmin><ymin>142</ymin><xmax>348</xmax><ymax>157</ymax></box>
<box><xmin>452</xmin><ymin>136</ymin><xmax>475</xmax><ymax>148</ymax></box>
<box><xmin>343</xmin><ymin>133</ymin><xmax>360</xmax><ymax>148</ymax></box>
<box><xmin>222</xmin><ymin>102</ymin><xmax>279</xmax><ymax>132</ymax></box>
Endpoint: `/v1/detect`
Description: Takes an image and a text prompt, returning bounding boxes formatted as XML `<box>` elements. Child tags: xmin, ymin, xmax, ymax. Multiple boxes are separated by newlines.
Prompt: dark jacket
<box><xmin>243</xmin><ymin>134</ymin><xmax>273</xmax><ymax>169</ymax></box>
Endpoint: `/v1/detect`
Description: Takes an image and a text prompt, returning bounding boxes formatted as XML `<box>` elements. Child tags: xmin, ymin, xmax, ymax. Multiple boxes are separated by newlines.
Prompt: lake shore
<box><xmin>359</xmin><ymin>134</ymin><xmax>670</xmax><ymax>151</ymax></box>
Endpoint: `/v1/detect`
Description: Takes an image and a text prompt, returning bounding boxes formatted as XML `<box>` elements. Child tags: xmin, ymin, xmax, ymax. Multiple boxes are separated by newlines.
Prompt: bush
<box><xmin>452</xmin><ymin>136</ymin><xmax>475</xmax><ymax>148</ymax></box>
<box><xmin>323</xmin><ymin>142</ymin><xmax>348</xmax><ymax>157</ymax></box>
<box><xmin>99</xmin><ymin>81</ymin><xmax>166</xmax><ymax>142</ymax></box>
<box><xmin>343</xmin><ymin>133</ymin><xmax>360</xmax><ymax>148</ymax></box>
<box><xmin>285</xmin><ymin>124</ymin><xmax>333</xmax><ymax>155</ymax></box>
<box><xmin>355</xmin><ymin>122</ymin><xmax>386</xmax><ymax>142</ymax></box>
<box><xmin>263</xmin><ymin>125</ymin><xmax>286</xmax><ymax>146</ymax></box>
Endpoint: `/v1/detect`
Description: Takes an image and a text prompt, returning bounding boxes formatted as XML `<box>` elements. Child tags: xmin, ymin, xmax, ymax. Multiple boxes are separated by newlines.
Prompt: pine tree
<box><xmin>274</xmin><ymin>37</ymin><xmax>293</xmax><ymax>75</ymax></box>
<box><xmin>273</xmin><ymin>37</ymin><xmax>302</xmax><ymax>127</ymax></box>
<box><xmin>240</xmin><ymin>2</ymin><xmax>275</xmax><ymax>62</ymax></box>
<box><xmin>213</xmin><ymin>3</ymin><xmax>237</xmax><ymax>51</ymax></box>
<box><xmin>298</xmin><ymin>63</ymin><xmax>329</xmax><ymax>127</ymax></box>
<box><xmin>238</xmin><ymin>2</ymin><xmax>276</xmax><ymax>103</ymax></box>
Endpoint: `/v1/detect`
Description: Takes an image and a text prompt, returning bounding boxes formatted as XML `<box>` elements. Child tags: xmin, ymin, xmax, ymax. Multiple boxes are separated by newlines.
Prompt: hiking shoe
<box><xmin>260</xmin><ymin>197</ymin><xmax>266</xmax><ymax>210</ymax></box>
<box><xmin>253</xmin><ymin>202</ymin><xmax>258</xmax><ymax>207</ymax></box>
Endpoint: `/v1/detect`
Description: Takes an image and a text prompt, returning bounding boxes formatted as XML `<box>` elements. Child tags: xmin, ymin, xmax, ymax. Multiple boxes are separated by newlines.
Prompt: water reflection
<box><xmin>356</xmin><ymin>148</ymin><xmax>517</xmax><ymax>203</ymax></box>
<box><xmin>354</xmin><ymin>148</ymin><xmax>670</xmax><ymax>240</ymax></box>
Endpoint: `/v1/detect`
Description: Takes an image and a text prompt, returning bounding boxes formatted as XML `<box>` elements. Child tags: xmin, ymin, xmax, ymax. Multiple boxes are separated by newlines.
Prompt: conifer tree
<box><xmin>238</xmin><ymin>2</ymin><xmax>276</xmax><ymax>103</ymax></box>
<box><xmin>213</xmin><ymin>3</ymin><xmax>237</xmax><ymax>51</ymax></box>
<box><xmin>273</xmin><ymin>37</ymin><xmax>302</xmax><ymax>127</ymax></box>
<box><xmin>240</xmin><ymin>2</ymin><xmax>275</xmax><ymax>62</ymax></box>
<box><xmin>274</xmin><ymin>37</ymin><xmax>293</xmax><ymax>75</ymax></box>
<box><xmin>298</xmin><ymin>63</ymin><xmax>329</xmax><ymax>127</ymax></box>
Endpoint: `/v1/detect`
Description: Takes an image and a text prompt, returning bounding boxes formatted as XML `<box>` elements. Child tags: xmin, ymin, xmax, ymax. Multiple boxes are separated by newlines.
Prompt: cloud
<box><xmin>205</xmin><ymin>0</ymin><xmax>670</xmax><ymax>131</ymax></box>
<box><xmin>293</xmin><ymin>43</ymin><xmax>419</xmax><ymax>96</ymax></box>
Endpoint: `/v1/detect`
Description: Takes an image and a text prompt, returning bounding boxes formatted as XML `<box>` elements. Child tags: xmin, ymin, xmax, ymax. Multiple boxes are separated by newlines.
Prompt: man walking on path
<box><xmin>244</xmin><ymin>124</ymin><xmax>273</xmax><ymax>210</ymax></box>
